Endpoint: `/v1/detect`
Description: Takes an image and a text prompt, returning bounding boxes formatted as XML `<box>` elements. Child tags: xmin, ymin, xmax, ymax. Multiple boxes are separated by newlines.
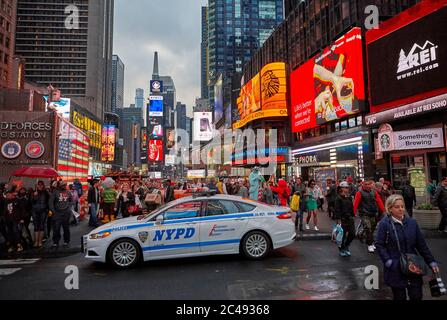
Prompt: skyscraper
<box><xmin>15</xmin><ymin>0</ymin><xmax>114</xmax><ymax>120</ymax></box>
<box><xmin>176</xmin><ymin>102</ymin><xmax>187</xmax><ymax>131</ymax></box>
<box><xmin>111</xmin><ymin>55</ymin><xmax>125</xmax><ymax>113</ymax></box>
<box><xmin>201</xmin><ymin>6</ymin><xmax>209</xmax><ymax>100</ymax></box>
<box><xmin>207</xmin><ymin>0</ymin><xmax>284</xmax><ymax>106</ymax></box>
<box><xmin>135</xmin><ymin>88</ymin><xmax>144</xmax><ymax>109</ymax></box>
<box><xmin>0</xmin><ymin>0</ymin><xmax>17</xmax><ymax>88</ymax></box>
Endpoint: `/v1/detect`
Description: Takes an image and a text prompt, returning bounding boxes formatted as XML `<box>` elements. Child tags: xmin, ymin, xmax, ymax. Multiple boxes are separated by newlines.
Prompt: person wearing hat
<box><xmin>49</xmin><ymin>180</ymin><xmax>73</xmax><ymax>247</ymax></box>
<box><xmin>334</xmin><ymin>181</ymin><xmax>356</xmax><ymax>257</ymax></box>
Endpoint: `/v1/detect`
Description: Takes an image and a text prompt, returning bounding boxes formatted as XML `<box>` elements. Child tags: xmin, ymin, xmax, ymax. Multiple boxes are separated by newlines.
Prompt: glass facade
<box><xmin>207</xmin><ymin>0</ymin><xmax>283</xmax><ymax>109</ymax></box>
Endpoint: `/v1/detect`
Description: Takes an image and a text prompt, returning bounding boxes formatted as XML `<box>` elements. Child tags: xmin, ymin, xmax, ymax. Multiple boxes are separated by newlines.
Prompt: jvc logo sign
<box><xmin>153</xmin><ymin>228</ymin><xmax>196</xmax><ymax>242</ymax></box>
<box><xmin>397</xmin><ymin>41</ymin><xmax>439</xmax><ymax>80</ymax></box>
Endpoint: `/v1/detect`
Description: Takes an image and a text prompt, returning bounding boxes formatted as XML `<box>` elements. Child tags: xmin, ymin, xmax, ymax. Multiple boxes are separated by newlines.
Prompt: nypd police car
<box><xmin>82</xmin><ymin>193</ymin><xmax>296</xmax><ymax>269</ymax></box>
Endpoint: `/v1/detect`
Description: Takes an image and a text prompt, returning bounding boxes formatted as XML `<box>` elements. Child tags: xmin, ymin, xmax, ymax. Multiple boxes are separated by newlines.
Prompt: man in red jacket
<box><xmin>353</xmin><ymin>179</ymin><xmax>385</xmax><ymax>253</ymax></box>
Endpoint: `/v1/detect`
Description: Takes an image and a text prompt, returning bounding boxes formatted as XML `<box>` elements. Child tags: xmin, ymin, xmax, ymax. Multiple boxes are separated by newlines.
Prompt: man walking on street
<box><xmin>433</xmin><ymin>176</ymin><xmax>447</xmax><ymax>233</ymax></box>
<box><xmin>334</xmin><ymin>182</ymin><xmax>355</xmax><ymax>257</ymax></box>
<box><xmin>88</xmin><ymin>179</ymin><xmax>101</xmax><ymax>228</ymax></box>
<box><xmin>353</xmin><ymin>179</ymin><xmax>385</xmax><ymax>253</ymax></box>
<box><xmin>49</xmin><ymin>181</ymin><xmax>73</xmax><ymax>247</ymax></box>
<box><xmin>401</xmin><ymin>180</ymin><xmax>416</xmax><ymax>217</ymax></box>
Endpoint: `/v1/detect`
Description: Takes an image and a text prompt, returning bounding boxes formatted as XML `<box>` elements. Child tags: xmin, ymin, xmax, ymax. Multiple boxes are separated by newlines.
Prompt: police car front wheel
<box><xmin>108</xmin><ymin>239</ymin><xmax>141</xmax><ymax>269</ymax></box>
<box><xmin>241</xmin><ymin>231</ymin><xmax>271</xmax><ymax>260</ymax></box>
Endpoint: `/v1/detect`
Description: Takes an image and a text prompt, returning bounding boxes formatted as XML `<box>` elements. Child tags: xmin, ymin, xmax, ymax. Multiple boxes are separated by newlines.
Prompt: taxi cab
<box><xmin>82</xmin><ymin>192</ymin><xmax>296</xmax><ymax>269</ymax></box>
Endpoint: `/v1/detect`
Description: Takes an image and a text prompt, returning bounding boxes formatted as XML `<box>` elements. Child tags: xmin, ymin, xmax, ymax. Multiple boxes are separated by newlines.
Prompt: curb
<box><xmin>0</xmin><ymin>245</ymin><xmax>82</xmax><ymax>260</ymax></box>
<box><xmin>296</xmin><ymin>233</ymin><xmax>332</xmax><ymax>241</ymax></box>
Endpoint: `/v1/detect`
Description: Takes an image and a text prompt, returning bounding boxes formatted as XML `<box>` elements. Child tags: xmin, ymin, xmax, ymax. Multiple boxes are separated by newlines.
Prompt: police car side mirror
<box><xmin>155</xmin><ymin>215</ymin><xmax>164</xmax><ymax>225</ymax></box>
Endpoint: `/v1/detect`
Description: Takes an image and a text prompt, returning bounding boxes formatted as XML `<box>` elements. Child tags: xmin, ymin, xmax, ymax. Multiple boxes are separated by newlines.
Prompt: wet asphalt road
<box><xmin>1</xmin><ymin>237</ymin><xmax>446</xmax><ymax>300</ymax></box>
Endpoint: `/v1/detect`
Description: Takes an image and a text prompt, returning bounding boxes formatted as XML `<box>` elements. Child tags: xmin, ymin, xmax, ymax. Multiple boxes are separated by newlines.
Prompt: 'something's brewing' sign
<box><xmin>0</xmin><ymin>112</ymin><xmax>55</xmax><ymax>180</ymax></box>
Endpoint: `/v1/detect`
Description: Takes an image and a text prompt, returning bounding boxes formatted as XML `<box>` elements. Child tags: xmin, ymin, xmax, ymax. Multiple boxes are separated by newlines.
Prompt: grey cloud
<box><xmin>114</xmin><ymin>0</ymin><xmax>208</xmax><ymax>112</ymax></box>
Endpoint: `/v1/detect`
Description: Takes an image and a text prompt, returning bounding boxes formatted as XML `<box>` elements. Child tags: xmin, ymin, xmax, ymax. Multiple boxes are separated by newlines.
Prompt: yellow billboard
<box><xmin>72</xmin><ymin>111</ymin><xmax>102</xmax><ymax>149</ymax></box>
<box><xmin>233</xmin><ymin>62</ymin><xmax>287</xmax><ymax>129</ymax></box>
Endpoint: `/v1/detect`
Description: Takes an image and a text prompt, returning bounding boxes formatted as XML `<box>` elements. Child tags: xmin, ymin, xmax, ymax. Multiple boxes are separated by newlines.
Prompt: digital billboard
<box><xmin>166</xmin><ymin>128</ymin><xmax>175</xmax><ymax>149</ymax></box>
<box><xmin>44</xmin><ymin>96</ymin><xmax>71</xmax><ymax>119</ymax></box>
<box><xmin>367</xmin><ymin>5</ymin><xmax>447</xmax><ymax>112</ymax></box>
<box><xmin>148</xmin><ymin>117</ymin><xmax>163</xmax><ymax>139</ymax></box>
<box><xmin>72</xmin><ymin>111</ymin><xmax>102</xmax><ymax>148</ymax></box>
<box><xmin>149</xmin><ymin>96</ymin><xmax>164</xmax><ymax>117</ymax></box>
<box><xmin>148</xmin><ymin>140</ymin><xmax>164</xmax><ymax>162</ymax></box>
<box><xmin>233</xmin><ymin>62</ymin><xmax>287</xmax><ymax>129</ymax></box>
<box><xmin>101</xmin><ymin>125</ymin><xmax>116</xmax><ymax>162</ymax></box>
<box><xmin>291</xmin><ymin>27</ymin><xmax>365</xmax><ymax>133</ymax></box>
<box><xmin>214</xmin><ymin>74</ymin><xmax>224</xmax><ymax>123</ymax></box>
<box><xmin>150</xmin><ymin>80</ymin><xmax>164</xmax><ymax>94</ymax></box>
<box><xmin>193</xmin><ymin>112</ymin><xmax>213</xmax><ymax>142</ymax></box>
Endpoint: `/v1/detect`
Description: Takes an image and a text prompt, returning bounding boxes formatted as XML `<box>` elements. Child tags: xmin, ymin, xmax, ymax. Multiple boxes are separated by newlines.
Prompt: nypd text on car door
<box><xmin>144</xmin><ymin>201</ymin><xmax>203</xmax><ymax>259</ymax></box>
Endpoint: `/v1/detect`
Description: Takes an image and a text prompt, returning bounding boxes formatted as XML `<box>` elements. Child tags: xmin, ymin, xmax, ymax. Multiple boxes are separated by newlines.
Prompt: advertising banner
<box><xmin>233</xmin><ymin>62</ymin><xmax>287</xmax><ymax>129</ymax></box>
<box><xmin>141</xmin><ymin>128</ymin><xmax>147</xmax><ymax>150</ymax></box>
<box><xmin>148</xmin><ymin>140</ymin><xmax>164</xmax><ymax>162</ymax></box>
<box><xmin>367</xmin><ymin>6</ymin><xmax>447</xmax><ymax>112</ymax></box>
<box><xmin>187</xmin><ymin>170</ymin><xmax>206</xmax><ymax>179</ymax></box>
<box><xmin>166</xmin><ymin>128</ymin><xmax>175</xmax><ymax>149</ymax></box>
<box><xmin>147</xmin><ymin>117</ymin><xmax>163</xmax><ymax>139</ymax></box>
<box><xmin>72</xmin><ymin>111</ymin><xmax>101</xmax><ymax>149</ymax></box>
<box><xmin>393</xmin><ymin>128</ymin><xmax>444</xmax><ymax>151</ymax></box>
<box><xmin>165</xmin><ymin>154</ymin><xmax>176</xmax><ymax>166</ymax></box>
<box><xmin>44</xmin><ymin>96</ymin><xmax>71</xmax><ymax>119</ymax></box>
<box><xmin>193</xmin><ymin>112</ymin><xmax>213</xmax><ymax>142</ymax></box>
<box><xmin>149</xmin><ymin>96</ymin><xmax>164</xmax><ymax>117</ymax></box>
<box><xmin>101</xmin><ymin>125</ymin><xmax>116</xmax><ymax>162</ymax></box>
<box><xmin>150</xmin><ymin>80</ymin><xmax>164</xmax><ymax>94</ymax></box>
<box><xmin>291</xmin><ymin>27</ymin><xmax>365</xmax><ymax>133</ymax></box>
<box><xmin>214</xmin><ymin>74</ymin><xmax>224</xmax><ymax>123</ymax></box>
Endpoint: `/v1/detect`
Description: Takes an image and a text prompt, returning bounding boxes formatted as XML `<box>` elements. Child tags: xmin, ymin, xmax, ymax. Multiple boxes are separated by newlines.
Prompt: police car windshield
<box><xmin>146</xmin><ymin>203</ymin><xmax>171</xmax><ymax>220</ymax></box>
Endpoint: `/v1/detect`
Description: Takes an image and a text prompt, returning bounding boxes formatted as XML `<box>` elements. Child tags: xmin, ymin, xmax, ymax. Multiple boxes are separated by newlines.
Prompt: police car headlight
<box><xmin>89</xmin><ymin>232</ymin><xmax>111</xmax><ymax>240</ymax></box>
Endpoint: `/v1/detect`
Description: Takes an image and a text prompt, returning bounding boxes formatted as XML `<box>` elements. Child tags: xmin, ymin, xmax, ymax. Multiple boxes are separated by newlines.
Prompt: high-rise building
<box><xmin>15</xmin><ymin>0</ymin><xmax>114</xmax><ymax>120</ymax></box>
<box><xmin>117</xmin><ymin>107</ymin><xmax>143</xmax><ymax>168</ymax></box>
<box><xmin>176</xmin><ymin>102</ymin><xmax>187</xmax><ymax>131</ymax></box>
<box><xmin>135</xmin><ymin>88</ymin><xmax>144</xmax><ymax>109</ymax></box>
<box><xmin>151</xmin><ymin>52</ymin><xmax>176</xmax><ymax>128</ymax></box>
<box><xmin>111</xmin><ymin>55</ymin><xmax>125</xmax><ymax>113</ymax></box>
<box><xmin>0</xmin><ymin>0</ymin><xmax>17</xmax><ymax>88</ymax></box>
<box><xmin>207</xmin><ymin>0</ymin><xmax>283</xmax><ymax>106</ymax></box>
<box><xmin>201</xmin><ymin>6</ymin><xmax>209</xmax><ymax>100</ymax></box>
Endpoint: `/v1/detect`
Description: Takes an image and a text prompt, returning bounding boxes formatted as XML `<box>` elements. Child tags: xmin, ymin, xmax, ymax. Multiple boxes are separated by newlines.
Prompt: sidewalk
<box><xmin>0</xmin><ymin>218</ymin><xmax>92</xmax><ymax>259</ymax></box>
<box><xmin>296</xmin><ymin>208</ymin><xmax>447</xmax><ymax>241</ymax></box>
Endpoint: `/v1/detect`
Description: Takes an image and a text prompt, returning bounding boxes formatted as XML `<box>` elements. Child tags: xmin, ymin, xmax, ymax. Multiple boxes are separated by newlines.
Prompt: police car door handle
<box><xmin>235</xmin><ymin>218</ymin><xmax>246</xmax><ymax>221</ymax></box>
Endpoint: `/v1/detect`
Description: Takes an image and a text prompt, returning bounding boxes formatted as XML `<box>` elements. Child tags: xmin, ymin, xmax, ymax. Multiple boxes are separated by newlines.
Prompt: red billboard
<box><xmin>291</xmin><ymin>27</ymin><xmax>365</xmax><ymax>133</ymax></box>
<box><xmin>148</xmin><ymin>140</ymin><xmax>163</xmax><ymax>162</ymax></box>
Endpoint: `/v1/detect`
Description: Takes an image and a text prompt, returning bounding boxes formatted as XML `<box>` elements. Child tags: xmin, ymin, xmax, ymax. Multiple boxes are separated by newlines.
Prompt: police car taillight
<box><xmin>277</xmin><ymin>212</ymin><xmax>292</xmax><ymax>219</ymax></box>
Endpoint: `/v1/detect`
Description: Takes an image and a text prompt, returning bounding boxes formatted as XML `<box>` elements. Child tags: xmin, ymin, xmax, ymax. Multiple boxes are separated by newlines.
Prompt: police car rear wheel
<box><xmin>108</xmin><ymin>239</ymin><xmax>141</xmax><ymax>269</ymax></box>
<box><xmin>242</xmin><ymin>231</ymin><xmax>270</xmax><ymax>260</ymax></box>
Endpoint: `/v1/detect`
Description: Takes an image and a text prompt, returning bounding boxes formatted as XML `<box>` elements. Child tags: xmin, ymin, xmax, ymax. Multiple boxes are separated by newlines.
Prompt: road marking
<box><xmin>0</xmin><ymin>268</ymin><xmax>22</xmax><ymax>276</ymax></box>
<box><xmin>0</xmin><ymin>259</ymin><xmax>40</xmax><ymax>266</ymax></box>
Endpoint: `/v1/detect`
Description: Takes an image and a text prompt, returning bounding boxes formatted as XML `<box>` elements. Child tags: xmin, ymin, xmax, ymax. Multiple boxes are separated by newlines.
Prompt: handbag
<box><xmin>389</xmin><ymin>217</ymin><xmax>428</xmax><ymax>276</ymax></box>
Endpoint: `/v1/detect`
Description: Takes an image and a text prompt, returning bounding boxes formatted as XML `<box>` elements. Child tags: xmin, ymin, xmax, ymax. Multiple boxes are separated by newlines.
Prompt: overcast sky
<box><xmin>113</xmin><ymin>0</ymin><xmax>208</xmax><ymax>115</ymax></box>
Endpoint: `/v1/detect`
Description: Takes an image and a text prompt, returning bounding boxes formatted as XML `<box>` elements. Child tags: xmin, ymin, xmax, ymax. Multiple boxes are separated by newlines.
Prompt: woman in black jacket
<box><xmin>375</xmin><ymin>194</ymin><xmax>440</xmax><ymax>300</ymax></box>
<box><xmin>334</xmin><ymin>181</ymin><xmax>355</xmax><ymax>257</ymax></box>
<box><xmin>116</xmin><ymin>183</ymin><xmax>136</xmax><ymax>218</ymax></box>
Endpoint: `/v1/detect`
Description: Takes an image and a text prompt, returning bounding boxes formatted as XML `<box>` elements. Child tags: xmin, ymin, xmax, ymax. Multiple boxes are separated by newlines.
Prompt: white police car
<box><xmin>82</xmin><ymin>193</ymin><xmax>296</xmax><ymax>269</ymax></box>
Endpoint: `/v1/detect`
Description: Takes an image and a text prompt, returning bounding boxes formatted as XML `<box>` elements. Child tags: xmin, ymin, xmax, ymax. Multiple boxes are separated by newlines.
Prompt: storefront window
<box><xmin>357</xmin><ymin>116</ymin><xmax>363</xmax><ymax>126</ymax></box>
<box><xmin>340</xmin><ymin>120</ymin><xmax>348</xmax><ymax>130</ymax></box>
<box><xmin>348</xmin><ymin>117</ymin><xmax>356</xmax><ymax>128</ymax></box>
<box><xmin>335</xmin><ymin>122</ymin><xmax>340</xmax><ymax>132</ymax></box>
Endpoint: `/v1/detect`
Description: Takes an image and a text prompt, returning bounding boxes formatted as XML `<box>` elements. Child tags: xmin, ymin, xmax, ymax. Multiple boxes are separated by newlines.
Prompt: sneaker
<box><xmin>368</xmin><ymin>245</ymin><xmax>375</xmax><ymax>253</ymax></box>
<box><xmin>52</xmin><ymin>243</ymin><xmax>59</xmax><ymax>248</ymax></box>
<box><xmin>7</xmin><ymin>247</ymin><xmax>14</xmax><ymax>253</ymax></box>
<box><xmin>305</xmin><ymin>224</ymin><xmax>310</xmax><ymax>230</ymax></box>
<box><xmin>63</xmin><ymin>242</ymin><xmax>69</xmax><ymax>247</ymax></box>
<box><xmin>314</xmin><ymin>226</ymin><xmax>319</xmax><ymax>231</ymax></box>
<box><xmin>345</xmin><ymin>249</ymin><xmax>351</xmax><ymax>256</ymax></box>
<box><xmin>16</xmin><ymin>245</ymin><xmax>24</xmax><ymax>253</ymax></box>
<box><xmin>339</xmin><ymin>250</ymin><xmax>349</xmax><ymax>257</ymax></box>
<box><xmin>372</xmin><ymin>244</ymin><xmax>376</xmax><ymax>250</ymax></box>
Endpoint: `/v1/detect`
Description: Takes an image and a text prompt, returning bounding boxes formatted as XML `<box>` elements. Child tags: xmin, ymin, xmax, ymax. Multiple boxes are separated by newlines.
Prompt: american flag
<box><xmin>57</xmin><ymin>118</ymin><xmax>90</xmax><ymax>183</ymax></box>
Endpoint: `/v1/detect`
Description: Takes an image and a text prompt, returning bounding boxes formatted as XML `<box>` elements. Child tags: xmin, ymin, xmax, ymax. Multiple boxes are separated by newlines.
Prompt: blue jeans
<box><xmin>89</xmin><ymin>204</ymin><xmax>99</xmax><ymax>227</ymax></box>
<box><xmin>295</xmin><ymin>210</ymin><xmax>304</xmax><ymax>229</ymax></box>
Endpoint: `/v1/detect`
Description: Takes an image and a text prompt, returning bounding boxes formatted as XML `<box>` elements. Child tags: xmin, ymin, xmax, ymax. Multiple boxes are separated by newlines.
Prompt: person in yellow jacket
<box><xmin>290</xmin><ymin>191</ymin><xmax>303</xmax><ymax>231</ymax></box>
<box><xmin>216</xmin><ymin>178</ymin><xmax>228</xmax><ymax>194</ymax></box>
